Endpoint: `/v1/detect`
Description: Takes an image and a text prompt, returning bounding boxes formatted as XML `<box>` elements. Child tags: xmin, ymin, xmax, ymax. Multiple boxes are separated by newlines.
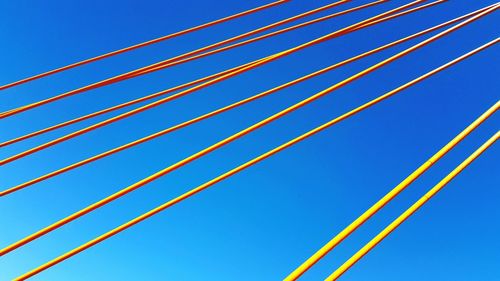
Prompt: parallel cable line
<box><xmin>0</xmin><ymin>1</ymin><xmax>488</xmax><ymax>257</ymax></box>
<box><xmin>0</xmin><ymin>59</ymin><xmax>262</xmax><ymax>148</ymax></box>
<box><xmin>0</xmin><ymin>3</ymin><xmax>482</xmax><ymax>197</ymax></box>
<box><xmin>11</xmin><ymin>37</ymin><xmax>497</xmax><ymax>281</ymax></box>
<box><xmin>125</xmin><ymin>0</ymin><xmax>385</xmax><ymax>77</ymax></box>
<box><xmin>0</xmin><ymin>0</ymin><xmax>352</xmax><ymax>118</ymax></box>
<box><xmin>0</xmin><ymin>0</ymin><xmax>437</xmax><ymax>166</ymax></box>
<box><xmin>0</xmin><ymin>0</ymin><xmax>388</xmax><ymax>148</ymax></box>
<box><xmin>284</xmin><ymin>42</ymin><xmax>500</xmax><ymax>281</ymax></box>
<box><xmin>0</xmin><ymin>0</ymin><xmax>290</xmax><ymax>91</ymax></box>
<box><xmin>325</xmin><ymin>130</ymin><xmax>500</xmax><ymax>281</ymax></box>
<box><xmin>286</xmin><ymin>103</ymin><xmax>500</xmax><ymax>280</ymax></box>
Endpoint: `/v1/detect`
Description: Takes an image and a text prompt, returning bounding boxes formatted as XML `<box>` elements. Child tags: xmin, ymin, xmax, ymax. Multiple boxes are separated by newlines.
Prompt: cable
<box><xmin>0</xmin><ymin>0</ymin><xmax>351</xmax><ymax>118</ymax></box>
<box><xmin>121</xmin><ymin>0</ymin><xmax>383</xmax><ymax>77</ymax></box>
<box><xmin>12</xmin><ymin>36</ymin><xmax>497</xmax><ymax>281</ymax></box>
<box><xmin>0</xmin><ymin>59</ymin><xmax>264</xmax><ymax>148</ymax></box>
<box><xmin>284</xmin><ymin>40</ymin><xmax>500</xmax><ymax>281</ymax></box>
<box><xmin>0</xmin><ymin>0</ymin><xmax>387</xmax><ymax>147</ymax></box>
<box><xmin>325</xmin><ymin>130</ymin><xmax>499</xmax><ymax>281</ymax></box>
<box><xmin>0</xmin><ymin>0</ymin><xmax>483</xmax><ymax>258</ymax></box>
<box><xmin>0</xmin><ymin>0</ymin><xmax>434</xmax><ymax>165</ymax></box>
<box><xmin>0</xmin><ymin>1</ymin><xmax>289</xmax><ymax>91</ymax></box>
<box><xmin>0</xmin><ymin>2</ymin><xmax>478</xmax><ymax>197</ymax></box>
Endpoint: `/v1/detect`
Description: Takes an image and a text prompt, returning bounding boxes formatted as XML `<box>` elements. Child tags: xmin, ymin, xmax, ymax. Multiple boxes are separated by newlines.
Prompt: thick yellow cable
<box><xmin>1</xmin><ymin>0</ymin><xmax>460</xmax><ymax>197</ymax></box>
<box><xmin>326</xmin><ymin>130</ymin><xmax>500</xmax><ymax>280</ymax></box>
<box><xmin>284</xmin><ymin>40</ymin><xmax>500</xmax><ymax>281</ymax></box>
<box><xmin>1</xmin><ymin>2</ymin><xmax>489</xmax><ymax>259</ymax></box>
<box><xmin>0</xmin><ymin>0</ymin><xmax>429</xmax><ymax>165</ymax></box>
<box><xmin>13</xmin><ymin>37</ymin><xmax>497</xmax><ymax>281</ymax></box>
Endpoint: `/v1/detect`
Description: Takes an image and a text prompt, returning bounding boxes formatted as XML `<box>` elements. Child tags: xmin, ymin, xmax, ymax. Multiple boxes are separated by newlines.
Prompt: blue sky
<box><xmin>0</xmin><ymin>0</ymin><xmax>499</xmax><ymax>280</ymax></box>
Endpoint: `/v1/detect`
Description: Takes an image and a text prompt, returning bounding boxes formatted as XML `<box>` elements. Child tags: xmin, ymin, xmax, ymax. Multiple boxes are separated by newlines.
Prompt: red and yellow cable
<box><xmin>0</xmin><ymin>0</ymin><xmax>486</xmax><ymax>259</ymax></box>
<box><xmin>0</xmin><ymin>0</ymin><xmax>289</xmax><ymax>91</ymax></box>
<box><xmin>0</xmin><ymin>0</ymin><xmax>475</xmax><ymax>197</ymax></box>
<box><xmin>0</xmin><ymin>0</ymin><xmax>433</xmax><ymax>165</ymax></box>
<box><xmin>0</xmin><ymin>0</ymin><xmax>387</xmax><ymax>147</ymax></box>
<box><xmin>0</xmin><ymin>0</ymin><xmax>351</xmax><ymax>118</ymax></box>
<box><xmin>12</xmin><ymin>35</ymin><xmax>498</xmax><ymax>281</ymax></box>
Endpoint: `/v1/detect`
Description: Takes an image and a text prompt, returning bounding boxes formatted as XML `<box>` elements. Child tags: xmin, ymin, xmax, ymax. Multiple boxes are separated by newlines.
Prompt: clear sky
<box><xmin>0</xmin><ymin>0</ymin><xmax>498</xmax><ymax>280</ymax></box>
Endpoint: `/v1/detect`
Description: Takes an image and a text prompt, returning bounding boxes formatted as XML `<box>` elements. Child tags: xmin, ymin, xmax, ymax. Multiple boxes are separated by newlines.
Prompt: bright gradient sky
<box><xmin>0</xmin><ymin>1</ymin><xmax>499</xmax><ymax>280</ymax></box>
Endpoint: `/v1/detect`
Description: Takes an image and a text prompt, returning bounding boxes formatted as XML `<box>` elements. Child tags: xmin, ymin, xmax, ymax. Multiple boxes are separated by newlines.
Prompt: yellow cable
<box><xmin>13</xmin><ymin>33</ymin><xmax>498</xmax><ymax>281</ymax></box>
<box><xmin>0</xmin><ymin>0</ymin><xmax>429</xmax><ymax>165</ymax></box>
<box><xmin>326</xmin><ymin>130</ymin><xmax>500</xmax><ymax>280</ymax></box>
<box><xmin>2</xmin><ymin>1</ymin><xmax>490</xmax><ymax>261</ymax></box>
<box><xmin>1</xmin><ymin>1</ymin><xmax>465</xmax><ymax>197</ymax></box>
<box><xmin>284</xmin><ymin>38</ymin><xmax>500</xmax><ymax>281</ymax></box>
<box><xmin>1</xmin><ymin>2</ymin><xmax>454</xmax><ymax>258</ymax></box>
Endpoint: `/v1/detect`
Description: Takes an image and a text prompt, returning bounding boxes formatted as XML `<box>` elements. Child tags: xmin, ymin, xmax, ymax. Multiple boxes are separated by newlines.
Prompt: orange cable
<box><xmin>0</xmin><ymin>59</ymin><xmax>263</xmax><ymax>147</ymax></box>
<box><xmin>0</xmin><ymin>0</ymin><xmax>386</xmax><ymax>147</ymax></box>
<box><xmin>285</xmin><ymin>37</ymin><xmax>500</xmax><ymax>281</ymax></box>
<box><xmin>0</xmin><ymin>0</ymin><xmax>351</xmax><ymax>118</ymax></box>
<box><xmin>0</xmin><ymin>0</ymin><xmax>289</xmax><ymax>91</ymax></box>
<box><xmin>12</xmin><ymin>32</ymin><xmax>497</xmax><ymax>281</ymax></box>
<box><xmin>0</xmin><ymin>0</ymin><xmax>431</xmax><ymax>166</ymax></box>
<box><xmin>0</xmin><ymin>0</ymin><xmax>469</xmax><ymax>257</ymax></box>
<box><xmin>0</xmin><ymin>0</ymin><xmax>467</xmax><ymax>197</ymax></box>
